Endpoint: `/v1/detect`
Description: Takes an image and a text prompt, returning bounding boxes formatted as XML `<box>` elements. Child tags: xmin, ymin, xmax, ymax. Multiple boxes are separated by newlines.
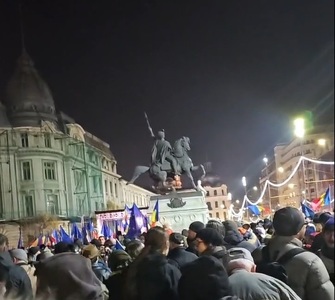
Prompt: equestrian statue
<box><xmin>128</xmin><ymin>113</ymin><xmax>206</xmax><ymax>193</ymax></box>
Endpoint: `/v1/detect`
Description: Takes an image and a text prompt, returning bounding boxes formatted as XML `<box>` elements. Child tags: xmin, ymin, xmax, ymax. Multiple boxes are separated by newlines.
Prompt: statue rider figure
<box><xmin>151</xmin><ymin>129</ymin><xmax>180</xmax><ymax>175</ymax></box>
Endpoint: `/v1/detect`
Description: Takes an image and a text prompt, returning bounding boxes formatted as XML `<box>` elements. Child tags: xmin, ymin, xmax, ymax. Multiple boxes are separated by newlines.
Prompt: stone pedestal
<box><xmin>149</xmin><ymin>190</ymin><xmax>209</xmax><ymax>233</ymax></box>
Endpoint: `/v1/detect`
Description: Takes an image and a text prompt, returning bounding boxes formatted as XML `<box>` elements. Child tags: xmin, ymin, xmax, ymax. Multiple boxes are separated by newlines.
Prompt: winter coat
<box><xmin>252</xmin><ymin>235</ymin><xmax>334</xmax><ymax>300</ymax></box>
<box><xmin>223</xmin><ymin>221</ymin><xmax>257</xmax><ymax>253</ymax></box>
<box><xmin>229</xmin><ymin>269</ymin><xmax>302</xmax><ymax>300</ymax></box>
<box><xmin>131</xmin><ymin>252</ymin><xmax>181</xmax><ymax>300</ymax></box>
<box><xmin>104</xmin><ymin>268</ymin><xmax>128</xmax><ymax>300</ymax></box>
<box><xmin>35</xmin><ymin>252</ymin><xmax>107</xmax><ymax>300</ymax></box>
<box><xmin>310</xmin><ymin>232</ymin><xmax>324</xmax><ymax>253</ymax></box>
<box><xmin>92</xmin><ymin>259</ymin><xmax>112</xmax><ymax>282</ymax></box>
<box><xmin>179</xmin><ymin>255</ymin><xmax>232</xmax><ymax>300</ymax></box>
<box><xmin>17</xmin><ymin>262</ymin><xmax>37</xmax><ymax>297</ymax></box>
<box><xmin>201</xmin><ymin>246</ymin><xmax>228</xmax><ymax>269</ymax></box>
<box><xmin>167</xmin><ymin>247</ymin><xmax>198</xmax><ymax>269</ymax></box>
<box><xmin>0</xmin><ymin>251</ymin><xmax>33</xmax><ymax>300</ymax></box>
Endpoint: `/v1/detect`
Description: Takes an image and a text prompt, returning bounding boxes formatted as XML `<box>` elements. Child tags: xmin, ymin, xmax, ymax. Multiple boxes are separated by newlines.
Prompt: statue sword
<box><xmin>144</xmin><ymin>112</ymin><xmax>155</xmax><ymax>138</ymax></box>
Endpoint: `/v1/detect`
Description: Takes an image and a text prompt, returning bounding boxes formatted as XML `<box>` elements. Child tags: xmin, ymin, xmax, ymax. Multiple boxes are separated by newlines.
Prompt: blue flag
<box><xmin>126</xmin><ymin>204</ymin><xmax>146</xmax><ymax>239</ymax></box>
<box><xmin>301</xmin><ymin>202</ymin><xmax>315</xmax><ymax>219</ymax></box>
<box><xmin>115</xmin><ymin>239</ymin><xmax>125</xmax><ymax>250</ymax></box>
<box><xmin>101</xmin><ymin>221</ymin><xmax>111</xmax><ymax>239</ymax></box>
<box><xmin>247</xmin><ymin>205</ymin><xmax>261</xmax><ymax>216</ymax></box>
<box><xmin>60</xmin><ymin>226</ymin><xmax>73</xmax><ymax>244</ymax></box>
<box><xmin>71</xmin><ymin>223</ymin><xmax>83</xmax><ymax>241</ymax></box>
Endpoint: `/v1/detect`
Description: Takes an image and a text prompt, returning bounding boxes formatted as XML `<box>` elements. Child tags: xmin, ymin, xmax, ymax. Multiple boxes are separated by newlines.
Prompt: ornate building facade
<box><xmin>0</xmin><ymin>51</ymin><xmax>155</xmax><ymax>226</ymax></box>
<box><xmin>259</xmin><ymin>125</ymin><xmax>334</xmax><ymax>208</ymax></box>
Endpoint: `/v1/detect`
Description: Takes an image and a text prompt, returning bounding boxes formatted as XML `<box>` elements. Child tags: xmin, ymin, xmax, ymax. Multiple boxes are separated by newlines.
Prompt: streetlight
<box><xmin>253</xmin><ymin>186</ymin><xmax>258</xmax><ymax>191</ymax></box>
<box><xmin>294</xmin><ymin>117</ymin><xmax>306</xmax><ymax>201</ymax></box>
<box><xmin>318</xmin><ymin>139</ymin><xmax>326</xmax><ymax>147</ymax></box>
<box><xmin>278</xmin><ymin>167</ymin><xmax>284</xmax><ymax>173</ymax></box>
<box><xmin>242</xmin><ymin>177</ymin><xmax>248</xmax><ymax>220</ymax></box>
<box><xmin>263</xmin><ymin>156</ymin><xmax>272</xmax><ymax>219</ymax></box>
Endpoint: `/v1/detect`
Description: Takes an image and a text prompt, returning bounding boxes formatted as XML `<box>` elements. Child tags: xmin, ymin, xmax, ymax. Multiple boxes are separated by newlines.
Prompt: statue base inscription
<box><xmin>149</xmin><ymin>190</ymin><xmax>209</xmax><ymax>233</ymax></box>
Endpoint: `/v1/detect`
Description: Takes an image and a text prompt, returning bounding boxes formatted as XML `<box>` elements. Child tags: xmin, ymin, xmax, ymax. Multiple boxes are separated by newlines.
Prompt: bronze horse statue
<box><xmin>128</xmin><ymin>136</ymin><xmax>205</xmax><ymax>192</ymax></box>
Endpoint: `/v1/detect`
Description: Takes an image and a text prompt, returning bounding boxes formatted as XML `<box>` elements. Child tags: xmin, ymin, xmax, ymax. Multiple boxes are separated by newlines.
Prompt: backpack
<box><xmin>256</xmin><ymin>246</ymin><xmax>305</xmax><ymax>284</ymax></box>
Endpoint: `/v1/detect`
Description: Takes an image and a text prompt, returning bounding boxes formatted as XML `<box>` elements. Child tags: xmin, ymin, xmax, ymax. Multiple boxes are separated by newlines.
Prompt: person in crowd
<box><xmin>227</xmin><ymin>247</ymin><xmax>301</xmax><ymax>300</ymax></box>
<box><xmin>126</xmin><ymin>240</ymin><xmax>144</xmax><ymax>260</ymax></box>
<box><xmin>178</xmin><ymin>252</ymin><xmax>236</xmax><ymax>300</ymax></box>
<box><xmin>125</xmin><ymin>226</ymin><xmax>181</xmax><ymax>300</ymax></box>
<box><xmin>82</xmin><ymin>244</ymin><xmax>112</xmax><ymax>282</ymax></box>
<box><xmin>207</xmin><ymin>220</ymin><xmax>226</xmax><ymax>237</ymax></box>
<box><xmin>167</xmin><ymin>233</ymin><xmax>197</xmax><ymax>269</ymax></box>
<box><xmin>252</xmin><ymin>207</ymin><xmax>334</xmax><ymax>300</ymax></box>
<box><xmin>139</xmin><ymin>233</ymin><xmax>146</xmax><ymax>244</ymax></box>
<box><xmin>27</xmin><ymin>246</ymin><xmax>40</xmax><ymax>262</ymax></box>
<box><xmin>36</xmin><ymin>246</ymin><xmax>53</xmax><ymax>261</ymax></box>
<box><xmin>181</xmin><ymin>229</ymin><xmax>188</xmax><ymax>237</ymax></box>
<box><xmin>186</xmin><ymin>221</ymin><xmax>205</xmax><ymax>255</ymax></box>
<box><xmin>163</xmin><ymin>223</ymin><xmax>173</xmax><ymax>235</ymax></box>
<box><xmin>223</xmin><ymin>220</ymin><xmax>257</xmax><ymax>252</ymax></box>
<box><xmin>10</xmin><ymin>248</ymin><xmax>37</xmax><ymax>296</ymax></box>
<box><xmin>35</xmin><ymin>251</ymin><xmax>108</xmax><ymax>300</ymax></box>
<box><xmin>194</xmin><ymin>228</ymin><xmax>228</xmax><ymax>268</ymax></box>
<box><xmin>0</xmin><ymin>234</ymin><xmax>33</xmax><ymax>300</ymax></box>
<box><xmin>105</xmin><ymin>250</ymin><xmax>132</xmax><ymax>300</ymax></box>
<box><xmin>54</xmin><ymin>241</ymin><xmax>74</xmax><ymax>254</ymax></box>
<box><xmin>310</xmin><ymin>212</ymin><xmax>332</xmax><ymax>253</ymax></box>
<box><xmin>98</xmin><ymin>236</ymin><xmax>106</xmax><ymax>246</ymax></box>
<box><xmin>241</xmin><ymin>223</ymin><xmax>261</xmax><ymax>248</ymax></box>
<box><xmin>318</xmin><ymin>217</ymin><xmax>334</xmax><ymax>284</ymax></box>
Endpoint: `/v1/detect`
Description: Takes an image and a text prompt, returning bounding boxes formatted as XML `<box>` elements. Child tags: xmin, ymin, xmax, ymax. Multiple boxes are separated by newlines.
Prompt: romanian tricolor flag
<box><xmin>312</xmin><ymin>188</ymin><xmax>331</xmax><ymax>209</ymax></box>
<box><xmin>150</xmin><ymin>200</ymin><xmax>159</xmax><ymax>227</ymax></box>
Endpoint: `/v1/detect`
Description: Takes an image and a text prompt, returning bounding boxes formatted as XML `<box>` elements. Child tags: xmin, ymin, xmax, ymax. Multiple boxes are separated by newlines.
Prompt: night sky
<box><xmin>0</xmin><ymin>0</ymin><xmax>334</xmax><ymax>197</ymax></box>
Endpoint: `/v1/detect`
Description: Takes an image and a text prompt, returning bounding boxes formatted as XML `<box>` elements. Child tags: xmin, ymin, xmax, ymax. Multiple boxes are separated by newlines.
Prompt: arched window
<box><xmin>214</xmin><ymin>190</ymin><xmax>217</xmax><ymax>196</ymax></box>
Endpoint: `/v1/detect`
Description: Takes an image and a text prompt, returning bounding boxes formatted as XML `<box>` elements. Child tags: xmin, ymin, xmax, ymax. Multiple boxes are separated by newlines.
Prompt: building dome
<box><xmin>4</xmin><ymin>51</ymin><xmax>57</xmax><ymax>127</ymax></box>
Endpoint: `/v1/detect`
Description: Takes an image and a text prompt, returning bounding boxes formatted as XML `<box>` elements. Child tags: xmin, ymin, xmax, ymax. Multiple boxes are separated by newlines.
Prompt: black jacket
<box><xmin>135</xmin><ymin>252</ymin><xmax>181</xmax><ymax>300</ymax></box>
<box><xmin>168</xmin><ymin>247</ymin><xmax>198</xmax><ymax>269</ymax></box>
<box><xmin>0</xmin><ymin>251</ymin><xmax>33</xmax><ymax>300</ymax></box>
<box><xmin>179</xmin><ymin>255</ymin><xmax>231</xmax><ymax>300</ymax></box>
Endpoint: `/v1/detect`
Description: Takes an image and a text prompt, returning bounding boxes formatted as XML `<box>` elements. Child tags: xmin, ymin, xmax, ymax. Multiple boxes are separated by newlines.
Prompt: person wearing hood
<box><xmin>223</xmin><ymin>221</ymin><xmax>257</xmax><ymax>253</ymax></box>
<box><xmin>194</xmin><ymin>228</ymin><xmax>228</xmax><ymax>268</ymax></box>
<box><xmin>0</xmin><ymin>234</ymin><xmax>33</xmax><ymax>300</ymax></box>
<box><xmin>35</xmin><ymin>252</ymin><xmax>108</xmax><ymax>300</ymax></box>
<box><xmin>125</xmin><ymin>227</ymin><xmax>181</xmax><ymax>300</ymax></box>
<box><xmin>310</xmin><ymin>212</ymin><xmax>332</xmax><ymax>253</ymax></box>
<box><xmin>82</xmin><ymin>244</ymin><xmax>112</xmax><ymax>282</ymax></box>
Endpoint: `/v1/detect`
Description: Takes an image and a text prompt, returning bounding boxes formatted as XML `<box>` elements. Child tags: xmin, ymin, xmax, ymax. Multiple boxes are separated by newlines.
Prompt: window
<box><xmin>44</xmin><ymin>161</ymin><xmax>56</xmax><ymax>180</ymax></box>
<box><xmin>216</xmin><ymin>212</ymin><xmax>220</xmax><ymax>218</ymax></box>
<box><xmin>109</xmin><ymin>182</ymin><xmax>113</xmax><ymax>196</ymax></box>
<box><xmin>21</xmin><ymin>133</ymin><xmax>29</xmax><ymax>147</ymax></box>
<box><xmin>206</xmin><ymin>191</ymin><xmax>209</xmax><ymax>196</ymax></box>
<box><xmin>47</xmin><ymin>194</ymin><xmax>59</xmax><ymax>215</ymax></box>
<box><xmin>115</xmin><ymin>183</ymin><xmax>118</xmax><ymax>197</ymax></box>
<box><xmin>104</xmin><ymin>180</ymin><xmax>108</xmax><ymax>194</ymax></box>
<box><xmin>215</xmin><ymin>201</ymin><xmax>218</xmax><ymax>208</ymax></box>
<box><xmin>222</xmin><ymin>189</ymin><xmax>225</xmax><ymax>196</ymax></box>
<box><xmin>310</xmin><ymin>188</ymin><xmax>315</xmax><ymax>193</ymax></box>
<box><xmin>207</xmin><ymin>202</ymin><xmax>212</xmax><ymax>210</ymax></box>
<box><xmin>45</xmin><ymin>134</ymin><xmax>51</xmax><ymax>148</ymax></box>
<box><xmin>209</xmin><ymin>213</ymin><xmax>212</xmax><ymax>218</ymax></box>
<box><xmin>22</xmin><ymin>161</ymin><xmax>32</xmax><ymax>180</ymax></box>
<box><xmin>92</xmin><ymin>177</ymin><xmax>98</xmax><ymax>193</ymax></box>
<box><xmin>214</xmin><ymin>190</ymin><xmax>218</xmax><ymax>196</ymax></box>
<box><xmin>24</xmin><ymin>195</ymin><xmax>34</xmax><ymax>217</ymax></box>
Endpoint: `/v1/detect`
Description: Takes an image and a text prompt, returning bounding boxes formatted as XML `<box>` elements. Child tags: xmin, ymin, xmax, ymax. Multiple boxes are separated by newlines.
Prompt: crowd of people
<box><xmin>0</xmin><ymin>206</ymin><xmax>334</xmax><ymax>300</ymax></box>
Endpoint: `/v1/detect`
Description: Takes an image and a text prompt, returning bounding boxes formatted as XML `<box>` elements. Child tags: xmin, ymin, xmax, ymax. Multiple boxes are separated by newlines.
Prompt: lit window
<box><xmin>44</xmin><ymin>161</ymin><xmax>56</xmax><ymax>180</ymax></box>
<box><xmin>22</xmin><ymin>161</ymin><xmax>32</xmax><ymax>180</ymax></box>
<box><xmin>21</xmin><ymin>133</ymin><xmax>29</xmax><ymax>147</ymax></box>
<box><xmin>47</xmin><ymin>194</ymin><xmax>59</xmax><ymax>215</ymax></box>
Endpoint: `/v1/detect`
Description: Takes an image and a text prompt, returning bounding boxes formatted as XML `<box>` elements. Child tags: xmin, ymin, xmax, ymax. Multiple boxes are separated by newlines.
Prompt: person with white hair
<box><xmin>227</xmin><ymin>248</ymin><xmax>301</xmax><ymax>300</ymax></box>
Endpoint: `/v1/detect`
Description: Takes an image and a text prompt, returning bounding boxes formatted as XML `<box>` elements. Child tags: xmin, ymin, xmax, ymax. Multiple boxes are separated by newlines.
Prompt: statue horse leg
<box><xmin>191</xmin><ymin>164</ymin><xmax>206</xmax><ymax>179</ymax></box>
<box><xmin>184</xmin><ymin>169</ymin><xmax>198</xmax><ymax>190</ymax></box>
<box><xmin>127</xmin><ymin>166</ymin><xmax>149</xmax><ymax>185</ymax></box>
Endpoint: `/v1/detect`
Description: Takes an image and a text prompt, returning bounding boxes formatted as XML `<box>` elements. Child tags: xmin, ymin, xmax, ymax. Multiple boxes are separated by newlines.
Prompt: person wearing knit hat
<box><xmin>194</xmin><ymin>228</ymin><xmax>228</xmax><ymax>268</ymax></box>
<box><xmin>273</xmin><ymin>207</ymin><xmax>305</xmax><ymax>236</ymax></box>
<box><xmin>186</xmin><ymin>221</ymin><xmax>205</xmax><ymax>255</ymax></box>
<box><xmin>253</xmin><ymin>207</ymin><xmax>334</xmax><ymax>300</ymax></box>
<box><xmin>167</xmin><ymin>233</ymin><xmax>197</xmax><ymax>269</ymax></box>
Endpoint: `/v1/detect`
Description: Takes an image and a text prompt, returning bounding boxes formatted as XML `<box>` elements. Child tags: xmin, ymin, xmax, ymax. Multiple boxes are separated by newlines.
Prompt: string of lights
<box><xmin>229</xmin><ymin>156</ymin><xmax>334</xmax><ymax>219</ymax></box>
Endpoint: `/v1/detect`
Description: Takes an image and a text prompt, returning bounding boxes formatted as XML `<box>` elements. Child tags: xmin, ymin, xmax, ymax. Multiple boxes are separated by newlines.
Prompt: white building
<box><xmin>0</xmin><ymin>51</ymin><xmax>155</xmax><ymax>225</ymax></box>
<box><xmin>260</xmin><ymin>125</ymin><xmax>334</xmax><ymax>208</ymax></box>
